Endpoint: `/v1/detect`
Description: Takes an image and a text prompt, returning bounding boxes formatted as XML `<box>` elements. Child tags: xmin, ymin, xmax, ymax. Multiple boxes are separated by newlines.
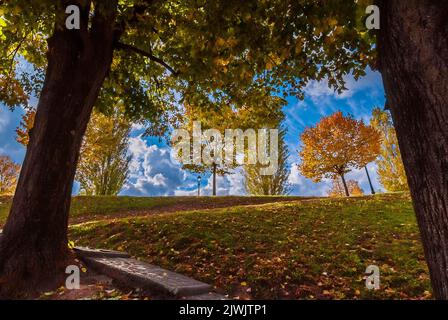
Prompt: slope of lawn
<box><xmin>69</xmin><ymin>193</ymin><xmax>431</xmax><ymax>300</ymax></box>
<box><xmin>0</xmin><ymin>195</ymin><xmax>308</xmax><ymax>226</ymax></box>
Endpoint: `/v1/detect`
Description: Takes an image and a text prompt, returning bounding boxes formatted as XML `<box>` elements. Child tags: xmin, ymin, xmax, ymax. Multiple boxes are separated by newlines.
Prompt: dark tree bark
<box><xmin>340</xmin><ymin>174</ymin><xmax>350</xmax><ymax>197</ymax></box>
<box><xmin>377</xmin><ymin>0</ymin><xmax>448</xmax><ymax>299</ymax></box>
<box><xmin>0</xmin><ymin>1</ymin><xmax>118</xmax><ymax>297</ymax></box>
<box><xmin>365</xmin><ymin>166</ymin><xmax>375</xmax><ymax>195</ymax></box>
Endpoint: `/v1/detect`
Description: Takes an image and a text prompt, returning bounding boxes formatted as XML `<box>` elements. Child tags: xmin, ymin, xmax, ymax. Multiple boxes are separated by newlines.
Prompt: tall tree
<box><xmin>1</xmin><ymin>0</ymin><xmax>447</xmax><ymax>298</ymax></box>
<box><xmin>16</xmin><ymin>108</ymin><xmax>131</xmax><ymax>196</ymax></box>
<box><xmin>376</xmin><ymin>0</ymin><xmax>448</xmax><ymax>298</ymax></box>
<box><xmin>174</xmin><ymin>94</ymin><xmax>286</xmax><ymax>196</ymax></box>
<box><xmin>299</xmin><ymin>111</ymin><xmax>381</xmax><ymax>196</ymax></box>
<box><xmin>244</xmin><ymin>126</ymin><xmax>290</xmax><ymax>196</ymax></box>
<box><xmin>76</xmin><ymin>111</ymin><xmax>131</xmax><ymax>196</ymax></box>
<box><xmin>0</xmin><ymin>155</ymin><xmax>20</xmax><ymax>196</ymax></box>
<box><xmin>370</xmin><ymin>107</ymin><xmax>408</xmax><ymax>192</ymax></box>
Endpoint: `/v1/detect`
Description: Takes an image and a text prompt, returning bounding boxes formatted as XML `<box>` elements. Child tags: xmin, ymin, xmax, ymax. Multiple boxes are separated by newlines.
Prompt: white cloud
<box><xmin>199</xmin><ymin>168</ymin><xmax>246</xmax><ymax>196</ymax></box>
<box><xmin>304</xmin><ymin>69</ymin><xmax>382</xmax><ymax>103</ymax></box>
<box><xmin>0</xmin><ymin>108</ymin><xmax>10</xmax><ymax>133</ymax></box>
<box><xmin>287</xmin><ymin>165</ymin><xmax>329</xmax><ymax>196</ymax></box>
<box><xmin>121</xmin><ymin>135</ymin><xmax>187</xmax><ymax>196</ymax></box>
<box><xmin>122</xmin><ymin>135</ymin><xmax>248</xmax><ymax>196</ymax></box>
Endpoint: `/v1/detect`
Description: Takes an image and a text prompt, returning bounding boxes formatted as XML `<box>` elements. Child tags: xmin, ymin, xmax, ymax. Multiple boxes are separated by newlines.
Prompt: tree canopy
<box><xmin>370</xmin><ymin>107</ymin><xmax>408</xmax><ymax>192</ymax></box>
<box><xmin>299</xmin><ymin>111</ymin><xmax>381</xmax><ymax>183</ymax></box>
<box><xmin>1</xmin><ymin>0</ymin><xmax>375</xmax><ymax>131</ymax></box>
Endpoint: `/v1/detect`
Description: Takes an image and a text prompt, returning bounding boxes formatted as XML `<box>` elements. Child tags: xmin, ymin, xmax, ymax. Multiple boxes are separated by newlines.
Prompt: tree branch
<box><xmin>115</xmin><ymin>42</ymin><xmax>178</xmax><ymax>75</ymax></box>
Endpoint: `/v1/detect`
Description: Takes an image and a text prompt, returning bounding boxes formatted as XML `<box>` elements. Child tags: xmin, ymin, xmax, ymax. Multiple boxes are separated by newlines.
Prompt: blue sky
<box><xmin>0</xmin><ymin>68</ymin><xmax>385</xmax><ymax>197</ymax></box>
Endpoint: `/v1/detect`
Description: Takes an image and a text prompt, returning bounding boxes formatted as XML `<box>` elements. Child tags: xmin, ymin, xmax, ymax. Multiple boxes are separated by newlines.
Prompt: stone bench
<box><xmin>75</xmin><ymin>247</ymin><xmax>228</xmax><ymax>299</ymax></box>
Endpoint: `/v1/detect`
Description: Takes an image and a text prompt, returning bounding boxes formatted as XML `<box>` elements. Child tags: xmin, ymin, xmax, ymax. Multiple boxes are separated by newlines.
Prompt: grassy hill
<box><xmin>0</xmin><ymin>193</ymin><xmax>431</xmax><ymax>299</ymax></box>
<box><xmin>0</xmin><ymin>195</ymin><xmax>308</xmax><ymax>226</ymax></box>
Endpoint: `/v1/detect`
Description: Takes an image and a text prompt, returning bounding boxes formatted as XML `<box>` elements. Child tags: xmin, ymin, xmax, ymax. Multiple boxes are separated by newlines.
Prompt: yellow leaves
<box><xmin>213</xmin><ymin>57</ymin><xmax>230</xmax><ymax>67</ymax></box>
<box><xmin>0</xmin><ymin>155</ymin><xmax>21</xmax><ymax>195</ymax></box>
<box><xmin>68</xmin><ymin>240</ymin><xmax>75</xmax><ymax>249</ymax></box>
<box><xmin>265</xmin><ymin>53</ymin><xmax>285</xmax><ymax>70</ymax></box>
<box><xmin>327</xmin><ymin>18</ymin><xmax>339</xmax><ymax>27</ymax></box>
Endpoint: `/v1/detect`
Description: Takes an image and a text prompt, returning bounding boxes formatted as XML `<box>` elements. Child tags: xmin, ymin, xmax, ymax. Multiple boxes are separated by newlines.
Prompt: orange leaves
<box><xmin>16</xmin><ymin>108</ymin><xmax>36</xmax><ymax>146</ymax></box>
<box><xmin>299</xmin><ymin>111</ymin><xmax>381</xmax><ymax>182</ymax></box>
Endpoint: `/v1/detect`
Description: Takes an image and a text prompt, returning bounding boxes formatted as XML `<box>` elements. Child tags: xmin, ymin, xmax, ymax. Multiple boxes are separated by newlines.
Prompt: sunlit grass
<box><xmin>69</xmin><ymin>193</ymin><xmax>431</xmax><ymax>300</ymax></box>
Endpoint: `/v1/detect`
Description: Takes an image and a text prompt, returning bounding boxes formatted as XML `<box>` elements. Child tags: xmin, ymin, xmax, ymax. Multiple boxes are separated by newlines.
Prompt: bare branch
<box><xmin>115</xmin><ymin>42</ymin><xmax>178</xmax><ymax>76</ymax></box>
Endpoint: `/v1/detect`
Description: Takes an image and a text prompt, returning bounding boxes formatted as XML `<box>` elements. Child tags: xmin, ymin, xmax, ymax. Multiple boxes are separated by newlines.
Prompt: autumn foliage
<box><xmin>15</xmin><ymin>109</ymin><xmax>35</xmax><ymax>146</ymax></box>
<box><xmin>299</xmin><ymin>111</ymin><xmax>381</xmax><ymax>196</ymax></box>
<box><xmin>15</xmin><ymin>109</ymin><xmax>131</xmax><ymax>195</ymax></box>
<box><xmin>328</xmin><ymin>178</ymin><xmax>364</xmax><ymax>197</ymax></box>
<box><xmin>370</xmin><ymin>108</ymin><xmax>408</xmax><ymax>192</ymax></box>
<box><xmin>0</xmin><ymin>155</ymin><xmax>20</xmax><ymax>195</ymax></box>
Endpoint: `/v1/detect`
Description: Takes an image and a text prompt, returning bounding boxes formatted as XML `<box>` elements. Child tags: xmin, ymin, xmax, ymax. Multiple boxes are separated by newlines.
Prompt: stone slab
<box><xmin>74</xmin><ymin>246</ymin><xmax>131</xmax><ymax>259</ymax></box>
<box><xmin>186</xmin><ymin>292</ymin><xmax>228</xmax><ymax>300</ymax></box>
<box><xmin>84</xmin><ymin>257</ymin><xmax>213</xmax><ymax>297</ymax></box>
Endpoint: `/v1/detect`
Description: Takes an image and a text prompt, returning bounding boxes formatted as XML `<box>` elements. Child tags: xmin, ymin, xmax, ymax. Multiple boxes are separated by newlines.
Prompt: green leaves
<box><xmin>1</xmin><ymin>0</ymin><xmax>376</xmax><ymax>130</ymax></box>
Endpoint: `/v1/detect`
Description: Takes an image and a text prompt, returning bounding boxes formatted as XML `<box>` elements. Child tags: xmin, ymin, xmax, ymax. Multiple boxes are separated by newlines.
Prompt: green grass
<box><xmin>68</xmin><ymin>193</ymin><xmax>431</xmax><ymax>300</ymax></box>
<box><xmin>0</xmin><ymin>195</ymin><xmax>307</xmax><ymax>226</ymax></box>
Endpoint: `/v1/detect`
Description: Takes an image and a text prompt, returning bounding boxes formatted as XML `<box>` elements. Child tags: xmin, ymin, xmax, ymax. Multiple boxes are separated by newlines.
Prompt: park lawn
<box><xmin>69</xmin><ymin>193</ymin><xmax>432</xmax><ymax>300</ymax></box>
<box><xmin>1</xmin><ymin>195</ymin><xmax>176</xmax><ymax>226</ymax></box>
<box><xmin>0</xmin><ymin>195</ymin><xmax>307</xmax><ymax>226</ymax></box>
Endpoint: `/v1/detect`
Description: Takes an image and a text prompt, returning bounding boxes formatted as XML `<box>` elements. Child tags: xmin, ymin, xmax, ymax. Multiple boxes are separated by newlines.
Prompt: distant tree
<box><xmin>299</xmin><ymin>111</ymin><xmax>381</xmax><ymax>197</ymax></box>
<box><xmin>15</xmin><ymin>109</ymin><xmax>35</xmax><ymax>146</ymax></box>
<box><xmin>0</xmin><ymin>155</ymin><xmax>20</xmax><ymax>196</ymax></box>
<box><xmin>174</xmin><ymin>94</ymin><xmax>285</xmax><ymax>195</ymax></box>
<box><xmin>76</xmin><ymin>111</ymin><xmax>132</xmax><ymax>196</ymax></box>
<box><xmin>244</xmin><ymin>126</ymin><xmax>290</xmax><ymax>195</ymax></box>
<box><xmin>17</xmin><ymin>109</ymin><xmax>131</xmax><ymax>195</ymax></box>
<box><xmin>328</xmin><ymin>178</ymin><xmax>363</xmax><ymax>197</ymax></box>
<box><xmin>370</xmin><ymin>107</ymin><xmax>408</xmax><ymax>192</ymax></box>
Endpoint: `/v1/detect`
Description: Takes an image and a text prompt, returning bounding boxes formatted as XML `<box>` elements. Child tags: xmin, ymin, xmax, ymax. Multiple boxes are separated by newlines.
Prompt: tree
<box><xmin>328</xmin><ymin>178</ymin><xmax>364</xmax><ymax>197</ymax></box>
<box><xmin>370</xmin><ymin>107</ymin><xmax>408</xmax><ymax>192</ymax></box>
<box><xmin>16</xmin><ymin>108</ymin><xmax>131</xmax><ymax>196</ymax></box>
<box><xmin>1</xmin><ymin>0</ymin><xmax>447</xmax><ymax>299</ymax></box>
<box><xmin>174</xmin><ymin>94</ymin><xmax>286</xmax><ymax>196</ymax></box>
<box><xmin>376</xmin><ymin>1</ymin><xmax>448</xmax><ymax>297</ymax></box>
<box><xmin>76</xmin><ymin>111</ymin><xmax>131</xmax><ymax>196</ymax></box>
<box><xmin>299</xmin><ymin>111</ymin><xmax>381</xmax><ymax>196</ymax></box>
<box><xmin>2</xmin><ymin>1</ymin><xmax>375</xmax><ymax>296</ymax></box>
<box><xmin>0</xmin><ymin>156</ymin><xmax>20</xmax><ymax>196</ymax></box>
<box><xmin>244</xmin><ymin>126</ymin><xmax>290</xmax><ymax>196</ymax></box>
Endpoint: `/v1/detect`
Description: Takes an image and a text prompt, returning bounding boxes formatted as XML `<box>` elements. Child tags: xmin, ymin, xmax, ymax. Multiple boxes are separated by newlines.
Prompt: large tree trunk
<box><xmin>377</xmin><ymin>0</ymin><xmax>448</xmax><ymax>299</ymax></box>
<box><xmin>0</xmin><ymin>1</ymin><xmax>117</xmax><ymax>298</ymax></box>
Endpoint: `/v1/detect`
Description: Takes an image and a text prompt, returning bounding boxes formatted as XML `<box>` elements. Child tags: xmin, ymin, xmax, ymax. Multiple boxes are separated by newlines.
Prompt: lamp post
<box><xmin>197</xmin><ymin>175</ymin><xmax>201</xmax><ymax>197</ymax></box>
